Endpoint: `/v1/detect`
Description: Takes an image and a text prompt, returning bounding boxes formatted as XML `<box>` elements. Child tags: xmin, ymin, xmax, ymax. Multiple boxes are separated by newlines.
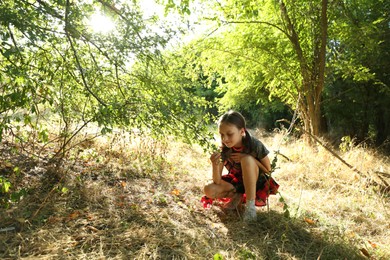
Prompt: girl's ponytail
<box><xmin>242</xmin><ymin>128</ymin><xmax>252</xmax><ymax>153</ymax></box>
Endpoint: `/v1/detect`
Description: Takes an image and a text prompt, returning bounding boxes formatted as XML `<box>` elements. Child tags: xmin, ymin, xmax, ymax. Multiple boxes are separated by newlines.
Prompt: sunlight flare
<box><xmin>87</xmin><ymin>12</ymin><xmax>115</xmax><ymax>34</ymax></box>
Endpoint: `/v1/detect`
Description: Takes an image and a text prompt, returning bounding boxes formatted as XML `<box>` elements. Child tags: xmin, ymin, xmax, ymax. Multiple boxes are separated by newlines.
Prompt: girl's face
<box><xmin>218</xmin><ymin>122</ymin><xmax>245</xmax><ymax>148</ymax></box>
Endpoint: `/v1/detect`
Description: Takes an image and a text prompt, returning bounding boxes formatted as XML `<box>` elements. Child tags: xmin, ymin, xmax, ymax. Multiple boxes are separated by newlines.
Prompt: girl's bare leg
<box><xmin>204</xmin><ymin>181</ymin><xmax>235</xmax><ymax>199</ymax></box>
<box><xmin>240</xmin><ymin>156</ymin><xmax>259</xmax><ymax>221</ymax></box>
<box><xmin>240</xmin><ymin>155</ymin><xmax>259</xmax><ymax>201</ymax></box>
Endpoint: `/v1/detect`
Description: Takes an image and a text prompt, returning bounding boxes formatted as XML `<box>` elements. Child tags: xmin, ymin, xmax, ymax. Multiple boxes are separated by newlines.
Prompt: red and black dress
<box><xmin>201</xmin><ymin>134</ymin><xmax>279</xmax><ymax>208</ymax></box>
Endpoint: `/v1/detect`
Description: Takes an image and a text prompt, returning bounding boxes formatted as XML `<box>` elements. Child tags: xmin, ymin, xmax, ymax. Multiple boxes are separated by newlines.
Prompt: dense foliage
<box><xmin>174</xmin><ymin>0</ymin><xmax>389</xmax><ymax>148</ymax></box>
<box><xmin>324</xmin><ymin>0</ymin><xmax>390</xmax><ymax>146</ymax></box>
<box><xmin>0</xmin><ymin>0</ymin><xmax>213</xmax><ymax>155</ymax></box>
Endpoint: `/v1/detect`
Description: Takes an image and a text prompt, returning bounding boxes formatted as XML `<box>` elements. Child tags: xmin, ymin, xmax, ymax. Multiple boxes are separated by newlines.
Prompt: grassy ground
<box><xmin>0</xmin><ymin>128</ymin><xmax>389</xmax><ymax>259</ymax></box>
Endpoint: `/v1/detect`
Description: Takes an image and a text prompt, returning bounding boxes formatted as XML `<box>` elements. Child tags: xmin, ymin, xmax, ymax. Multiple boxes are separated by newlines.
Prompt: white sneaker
<box><xmin>243</xmin><ymin>201</ymin><xmax>257</xmax><ymax>222</ymax></box>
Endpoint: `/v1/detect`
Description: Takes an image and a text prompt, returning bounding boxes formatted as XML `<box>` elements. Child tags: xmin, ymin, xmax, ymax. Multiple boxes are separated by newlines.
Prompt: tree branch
<box><xmin>279</xmin><ymin>0</ymin><xmax>308</xmax><ymax>75</ymax></box>
<box><xmin>220</xmin><ymin>19</ymin><xmax>290</xmax><ymax>40</ymax></box>
<box><xmin>7</xmin><ymin>24</ymin><xmax>24</xmax><ymax>64</ymax></box>
<box><xmin>64</xmin><ymin>0</ymin><xmax>107</xmax><ymax>107</ymax></box>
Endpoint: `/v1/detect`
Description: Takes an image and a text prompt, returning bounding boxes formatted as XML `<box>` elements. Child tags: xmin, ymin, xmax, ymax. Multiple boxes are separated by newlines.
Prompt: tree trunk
<box><xmin>280</xmin><ymin>0</ymin><xmax>328</xmax><ymax>141</ymax></box>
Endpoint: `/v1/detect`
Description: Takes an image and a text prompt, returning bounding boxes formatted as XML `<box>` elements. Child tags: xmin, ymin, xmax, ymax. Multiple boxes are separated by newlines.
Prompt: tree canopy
<box><xmin>175</xmin><ymin>0</ymin><xmax>389</xmax><ymax>147</ymax></box>
<box><xmin>0</xmin><ymin>0</ymin><xmax>213</xmax><ymax>155</ymax></box>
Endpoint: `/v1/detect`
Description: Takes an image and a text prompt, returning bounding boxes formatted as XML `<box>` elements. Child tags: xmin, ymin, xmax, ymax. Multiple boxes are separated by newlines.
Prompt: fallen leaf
<box><xmin>66</xmin><ymin>211</ymin><xmax>80</xmax><ymax>221</ymax></box>
<box><xmin>359</xmin><ymin>248</ymin><xmax>370</xmax><ymax>258</ymax></box>
<box><xmin>47</xmin><ymin>216</ymin><xmax>62</xmax><ymax>224</ymax></box>
<box><xmin>171</xmin><ymin>189</ymin><xmax>180</xmax><ymax>196</ymax></box>
<box><xmin>368</xmin><ymin>240</ymin><xmax>378</xmax><ymax>249</ymax></box>
<box><xmin>304</xmin><ymin>217</ymin><xmax>316</xmax><ymax>225</ymax></box>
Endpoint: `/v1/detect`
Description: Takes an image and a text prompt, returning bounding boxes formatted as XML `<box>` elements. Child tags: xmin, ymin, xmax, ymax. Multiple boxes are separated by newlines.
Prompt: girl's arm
<box><xmin>210</xmin><ymin>152</ymin><xmax>224</xmax><ymax>184</ymax></box>
<box><xmin>230</xmin><ymin>153</ymin><xmax>271</xmax><ymax>173</ymax></box>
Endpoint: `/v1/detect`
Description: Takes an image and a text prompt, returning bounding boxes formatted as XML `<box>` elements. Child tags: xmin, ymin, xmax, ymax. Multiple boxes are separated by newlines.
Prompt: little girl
<box><xmin>202</xmin><ymin>110</ymin><xmax>279</xmax><ymax>221</ymax></box>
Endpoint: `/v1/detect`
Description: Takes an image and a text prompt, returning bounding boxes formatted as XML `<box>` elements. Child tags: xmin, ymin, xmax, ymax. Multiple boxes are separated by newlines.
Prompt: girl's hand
<box><xmin>230</xmin><ymin>153</ymin><xmax>248</xmax><ymax>163</ymax></box>
<box><xmin>210</xmin><ymin>152</ymin><xmax>222</xmax><ymax>166</ymax></box>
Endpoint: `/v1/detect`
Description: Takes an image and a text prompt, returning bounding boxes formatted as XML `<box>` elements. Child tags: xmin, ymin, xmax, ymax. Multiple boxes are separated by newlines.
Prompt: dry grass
<box><xmin>0</xmin><ymin>128</ymin><xmax>389</xmax><ymax>259</ymax></box>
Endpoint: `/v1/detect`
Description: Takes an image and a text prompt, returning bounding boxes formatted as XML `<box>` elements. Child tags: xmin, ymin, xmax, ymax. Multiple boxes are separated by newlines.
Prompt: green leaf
<box><xmin>24</xmin><ymin>114</ymin><xmax>32</xmax><ymax>125</ymax></box>
<box><xmin>38</xmin><ymin>129</ymin><xmax>49</xmax><ymax>143</ymax></box>
<box><xmin>13</xmin><ymin>167</ymin><xmax>20</xmax><ymax>174</ymax></box>
<box><xmin>0</xmin><ymin>177</ymin><xmax>11</xmax><ymax>194</ymax></box>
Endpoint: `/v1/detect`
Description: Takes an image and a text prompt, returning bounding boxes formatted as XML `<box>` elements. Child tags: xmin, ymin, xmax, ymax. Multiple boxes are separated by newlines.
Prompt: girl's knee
<box><xmin>203</xmin><ymin>184</ymin><xmax>210</xmax><ymax>194</ymax></box>
<box><xmin>241</xmin><ymin>156</ymin><xmax>259</xmax><ymax>178</ymax></box>
<box><xmin>204</xmin><ymin>183</ymin><xmax>216</xmax><ymax>198</ymax></box>
<box><xmin>240</xmin><ymin>155</ymin><xmax>257</xmax><ymax>167</ymax></box>
<box><xmin>204</xmin><ymin>181</ymin><xmax>235</xmax><ymax>199</ymax></box>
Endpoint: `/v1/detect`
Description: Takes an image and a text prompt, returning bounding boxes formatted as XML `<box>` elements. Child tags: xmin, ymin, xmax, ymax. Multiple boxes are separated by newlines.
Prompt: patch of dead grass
<box><xmin>260</xmin><ymin>131</ymin><xmax>390</xmax><ymax>259</ymax></box>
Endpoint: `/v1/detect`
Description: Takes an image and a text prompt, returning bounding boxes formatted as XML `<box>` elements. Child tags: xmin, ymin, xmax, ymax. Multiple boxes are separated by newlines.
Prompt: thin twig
<box><xmin>220</xmin><ymin>19</ymin><xmax>289</xmax><ymax>40</ymax></box>
<box><xmin>50</xmin><ymin>119</ymin><xmax>93</xmax><ymax>161</ymax></box>
<box><xmin>7</xmin><ymin>24</ymin><xmax>24</xmax><ymax>63</ymax></box>
<box><xmin>275</xmin><ymin>150</ymin><xmax>292</xmax><ymax>162</ymax></box>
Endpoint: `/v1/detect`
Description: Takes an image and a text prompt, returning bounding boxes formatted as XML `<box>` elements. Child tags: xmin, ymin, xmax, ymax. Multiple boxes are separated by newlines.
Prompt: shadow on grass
<box><xmin>1</xmin><ymin>182</ymin><xmax>366</xmax><ymax>260</ymax></box>
<box><xmin>0</xmin><ymin>161</ymin><xmax>367</xmax><ymax>260</ymax></box>
<box><xmin>212</xmin><ymin>209</ymin><xmax>366</xmax><ymax>260</ymax></box>
<box><xmin>0</xmin><ymin>140</ymin><xmax>367</xmax><ymax>259</ymax></box>
<box><xmin>0</xmin><ymin>171</ymin><xmax>210</xmax><ymax>259</ymax></box>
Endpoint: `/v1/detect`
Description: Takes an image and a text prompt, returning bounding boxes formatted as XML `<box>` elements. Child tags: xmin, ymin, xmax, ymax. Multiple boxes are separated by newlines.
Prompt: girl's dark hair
<box><xmin>218</xmin><ymin>110</ymin><xmax>246</xmax><ymax>130</ymax></box>
<box><xmin>218</xmin><ymin>110</ymin><xmax>252</xmax><ymax>154</ymax></box>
